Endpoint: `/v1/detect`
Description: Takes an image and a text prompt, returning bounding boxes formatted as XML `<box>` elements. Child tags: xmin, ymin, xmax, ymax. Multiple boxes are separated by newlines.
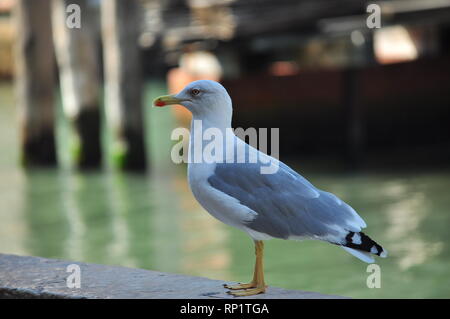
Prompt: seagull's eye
<box><xmin>190</xmin><ymin>88</ymin><xmax>201</xmax><ymax>96</ymax></box>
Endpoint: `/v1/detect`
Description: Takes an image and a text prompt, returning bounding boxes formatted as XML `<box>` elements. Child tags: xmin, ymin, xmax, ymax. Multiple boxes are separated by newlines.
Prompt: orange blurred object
<box><xmin>167</xmin><ymin>51</ymin><xmax>222</xmax><ymax>127</ymax></box>
<box><xmin>269</xmin><ymin>61</ymin><xmax>299</xmax><ymax>77</ymax></box>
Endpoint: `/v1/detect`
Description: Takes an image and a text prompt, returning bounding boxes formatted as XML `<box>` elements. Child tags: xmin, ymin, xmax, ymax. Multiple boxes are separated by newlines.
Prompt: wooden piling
<box><xmin>101</xmin><ymin>0</ymin><xmax>147</xmax><ymax>171</ymax></box>
<box><xmin>14</xmin><ymin>0</ymin><xmax>57</xmax><ymax>166</ymax></box>
<box><xmin>51</xmin><ymin>0</ymin><xmax>102</xmax><ymax>168</ymax></box>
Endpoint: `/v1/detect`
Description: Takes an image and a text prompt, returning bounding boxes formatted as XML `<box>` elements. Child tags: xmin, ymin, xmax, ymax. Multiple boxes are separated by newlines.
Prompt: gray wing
<box><xmin>208</xmin><ymin>161</ymin><xmax>366</xmax><ymax>242</ymax></box>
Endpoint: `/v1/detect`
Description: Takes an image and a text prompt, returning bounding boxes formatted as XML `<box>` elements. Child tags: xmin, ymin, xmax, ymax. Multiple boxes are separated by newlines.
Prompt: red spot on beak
<box><xmin>155</xmin><ymin>100</ymin><xmax>165</xmax><ymax>107</ymax></box>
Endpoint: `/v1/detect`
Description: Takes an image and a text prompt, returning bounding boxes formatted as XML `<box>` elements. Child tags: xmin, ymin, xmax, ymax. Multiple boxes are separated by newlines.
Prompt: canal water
<box><xmin>1</xmin><ymin>82</ymin><xmax>449</xmax><ymax>298</ymax></box>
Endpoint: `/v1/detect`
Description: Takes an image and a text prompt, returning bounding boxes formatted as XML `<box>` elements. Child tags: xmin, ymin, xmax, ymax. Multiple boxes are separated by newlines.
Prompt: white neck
<box><xmin>192</xmin><ymin>109</ymin><xmax>231</xmax><ymax>130</ymax></box>
<box><xmin>189</xmin><ymin>111</ymin><xmax>233</xmax><ymax>164</ymax></box>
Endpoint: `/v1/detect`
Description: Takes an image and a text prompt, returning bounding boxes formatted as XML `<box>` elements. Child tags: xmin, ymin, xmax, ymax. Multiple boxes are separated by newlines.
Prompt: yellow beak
<box><xmin>153</xmin><ymin>95</ymin><xmax>184</xmax><ymax>107</ymax></box>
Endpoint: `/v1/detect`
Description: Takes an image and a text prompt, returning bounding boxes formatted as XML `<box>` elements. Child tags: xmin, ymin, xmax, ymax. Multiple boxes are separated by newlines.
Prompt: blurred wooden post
<box><xmin>101</xmin><ymin>0</ymin><xmax>147</xmax><ymax>170</ymax></box>
<box><xmin>51</xmin><ymin>0</ymin><xmax>102</xmax><ymax>168</ymax></box>
<box><xmin>14</xmin><ymin>0</ymin><xmax>57</xmax><ymax>166</ymax></box>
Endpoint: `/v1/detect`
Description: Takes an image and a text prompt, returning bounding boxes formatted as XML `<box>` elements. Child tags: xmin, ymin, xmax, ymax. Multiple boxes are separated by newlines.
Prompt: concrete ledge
<box><xmin>0</xmin><ymin>254</ymin><xmax>347</xmax><ymax>299</ymax></box>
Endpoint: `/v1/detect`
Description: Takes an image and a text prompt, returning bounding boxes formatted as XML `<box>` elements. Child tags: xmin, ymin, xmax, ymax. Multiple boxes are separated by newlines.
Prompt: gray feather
<box><xmin>208</xmin><ymin>160</ymin><xmax>365</xmax><ymax>242</ymax></box>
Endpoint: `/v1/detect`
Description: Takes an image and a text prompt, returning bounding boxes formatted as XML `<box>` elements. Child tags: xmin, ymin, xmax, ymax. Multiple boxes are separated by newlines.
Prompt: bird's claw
<box><xmin>224</xmin><ymin>282</ymin><xmax>257</xmax><ymax>290</ymax></box>
<box><xmin>226</xmin><ymin>287</ymin><xmax>266</xmax><ymax>297</ymax></box>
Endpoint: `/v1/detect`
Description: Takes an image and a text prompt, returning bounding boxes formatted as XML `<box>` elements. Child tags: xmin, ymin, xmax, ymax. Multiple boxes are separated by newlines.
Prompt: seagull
<box><xmin>154</xmin><ymin>80</ymin><xmax>387</xmax><ymax>296</ymax></box>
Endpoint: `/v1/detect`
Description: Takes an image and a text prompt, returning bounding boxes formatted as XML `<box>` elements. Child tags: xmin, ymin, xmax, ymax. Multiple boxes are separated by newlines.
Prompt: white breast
<box><xmin>187</xmin><ymin>162</ymin><xmax>257</xmax><ymax>230</ymax></box>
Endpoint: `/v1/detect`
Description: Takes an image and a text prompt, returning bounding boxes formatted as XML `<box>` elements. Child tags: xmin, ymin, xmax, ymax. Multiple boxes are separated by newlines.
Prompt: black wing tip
<box><xmin>344</xmin><ymin>231</ymin><xmax>387</xmax><ymax>257</ymax></box>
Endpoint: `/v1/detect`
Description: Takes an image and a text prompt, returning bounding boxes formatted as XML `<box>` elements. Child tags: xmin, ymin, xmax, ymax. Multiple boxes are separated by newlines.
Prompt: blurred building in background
<box><xmin>139</xmin><ymin>0</ymin><xmax>450</xmax><ymax>168</ymax></box>
<box><xmin>1</xmin><ymin>0</ymin><xmax>450</xmax><ymax>169</ymax></box>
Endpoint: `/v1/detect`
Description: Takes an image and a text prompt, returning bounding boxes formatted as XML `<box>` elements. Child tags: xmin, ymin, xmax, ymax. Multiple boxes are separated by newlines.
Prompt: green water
<box><xmin>1</xmin><ymin>82</ymin><xmax>449</xmax><ymax>298</ymax></box>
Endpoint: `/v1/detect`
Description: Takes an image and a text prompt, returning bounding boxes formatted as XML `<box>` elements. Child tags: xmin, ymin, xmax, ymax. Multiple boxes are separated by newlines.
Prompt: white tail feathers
<box><xmin>342</xmin><ymin>246</ymin><xmax>375</xmax><ymax>263</ymax></box>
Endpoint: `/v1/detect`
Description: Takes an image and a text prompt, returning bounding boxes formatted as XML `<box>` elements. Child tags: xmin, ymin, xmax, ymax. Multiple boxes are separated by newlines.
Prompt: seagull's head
<box><xmin>153</xmin><ymin>80</ymin><xmax>232</xmax><ymax>121</ymax></box>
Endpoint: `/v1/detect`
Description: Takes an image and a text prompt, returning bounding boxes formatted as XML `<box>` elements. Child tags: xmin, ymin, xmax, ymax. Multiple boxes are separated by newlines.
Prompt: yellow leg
<box><xmin>224</xmin><ymin>240</ymin><xmax>267</xmax><ymax>296</ymax></box>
